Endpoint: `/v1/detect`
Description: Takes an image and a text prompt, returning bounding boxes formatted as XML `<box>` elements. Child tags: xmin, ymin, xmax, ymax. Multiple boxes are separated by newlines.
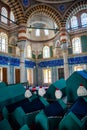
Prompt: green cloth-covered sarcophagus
<box><xmin>45</xmin><ymin>79</ymin><xmax>66</xmax><ymax>101</ymax></box>
<box><xmin>66</xmin><ymin>70</ymin><xmax>87</xmax><ymax>103</ymax></box>
<box><xmin>35</xmin><ymin>99</ymin><xmax>66</xmax><ymax>130</ymax></box>
<box><xmin>0</xmin><ymin>119</ymin><xmax>12</xmax><ymax>130</ymax></box>
<box><xmin>0</xmin><ymin>83</ymin><xmax>26</xmax><ymax>111</ymax></box>
<box><xmin>2</xmin><ymin>96</ymin><xmax>49</xmax><ymax>127</ymax></box>
<box><xmin>58</xmin><ymin>97</ymin><xmax>87</xmax><ymax>130</ymax></box>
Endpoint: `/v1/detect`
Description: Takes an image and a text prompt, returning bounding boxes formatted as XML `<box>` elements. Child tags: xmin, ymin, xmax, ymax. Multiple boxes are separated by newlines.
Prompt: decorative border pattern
<box><xmin>38</xmin><ymin>55</ymin><xmax>87</xmax><ymax>67</ymax></box>
<box><xmin>0</xmin><ymin>55</ymin><xmax>87</xmax><ymax>68</ymax></box>
<box><xmin>25</xmin><ymin>60</ymin><xmax>36</xmax><ymax>68</ymax></box>
<box><xmin>0</xmin><ymin>56</ymin><xmax>20</xmax><ymax>66</ymax></box>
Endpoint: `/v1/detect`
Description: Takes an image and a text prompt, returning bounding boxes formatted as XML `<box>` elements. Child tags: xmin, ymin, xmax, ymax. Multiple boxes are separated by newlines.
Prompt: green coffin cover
<box><xmin>66</xmin><ymin>70</ymin><xmax>87</xmax><ymax>103</ymax></box>
<box><xmin>35</xmin><ymin>111</ymin><xmax>61</xmax><ymax>130</ymax></box>
<box><xmin>0</xmin><ymin>119</ymin><xmax>12</xmax><ymax>130</ymax></box>
<box><xmin>20</xmin><ymin>124</ymin><xmax>30</xmax><ymax>130</ymax></box>
<box><xmin>0</xmin><ymin>82</ymin><xmax>7</xmax><ymax>88</ymax></box>
<box><xmin>45</xmin><ymin>79</ymin><xmax>66</xmax><ymax>100</ymax></box>
<box><xmin>12</xmin><ymin>96</ymin><xmax>49</xmax><ymax>127</ymax></box>
<box><xmin>58</xmin><ymin>111</ymin><xmax>87</xmax><ymax>130</ymax></box>
<box><xmin>35</xmin><ymin>110</ymin><xmax>49</xmax><ymax>130</ymax></box>
<box><xmin>35</xmin><ymin>99</ymin><xmax>66</xmax><ymax>130</ymax></box>
<box><xmin>0</xmin><ymin>83</ymin><xmax>25</xmax><ymax>110</ymax></box>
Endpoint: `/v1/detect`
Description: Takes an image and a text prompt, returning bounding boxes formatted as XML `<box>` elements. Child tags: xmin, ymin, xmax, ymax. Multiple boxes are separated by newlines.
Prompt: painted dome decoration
<box><xmin>22</xmin><ymin>0</ymin><xmax>30</xmax><ymax>7</ymax></box>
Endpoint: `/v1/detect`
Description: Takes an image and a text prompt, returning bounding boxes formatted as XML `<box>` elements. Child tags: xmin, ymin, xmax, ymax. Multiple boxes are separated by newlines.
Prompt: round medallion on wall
<box><xmin>59</xmin><ymin>5</ymin><xmax>65</xmax><ymax>12</ymax></box>
<box><xmin>22</xmin><ymin>0</ymin><xmax>30</xmax><ymax>7</ymax></box>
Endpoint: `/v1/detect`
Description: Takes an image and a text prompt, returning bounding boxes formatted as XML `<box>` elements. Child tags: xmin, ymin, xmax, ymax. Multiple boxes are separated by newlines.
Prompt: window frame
<box><xmin>10</xmin><ymin>11</ymin><xmax>15</xmax><ymax>23</ymax></box>
<box><xmin>27</xmin><ymin>68</ymin><xmax>33</xmax><ymax>85</ymax></box>
<box><xmin>71</xmin><ymin>16</ymin><xmax>78</xmax><ymax>29</ymax></box>
<box><xmin>0</xmin><ymin>32</ymin><xmax>8</xmax><ymax>53</ymax></box>
<box><xmin>43</xmin><ymin>45</ymin><xmax>50</xmax><ymax>58</ymax></box>
<box><xmin>26</xmin><ymin>45</ymin><xmax>32</xmax><ymax>58</ymax></box>
<box><xmin>81</xmin><ymin>13</ymin><xmax>87</xmax><ymax>27</ymax></box>
<box><xmin>1</xmin><ymin>7</ymin><xmax>8</xmax><ymax>24</ymax></box>
<box><xmin>72</xmin><ymin>37</ymin><xmax>81</xmax><ymax>54</ymax></box>
<box><xmin>43</xmin><ymin>68</ymin><xmax>52</xmax><ymax>84</ymax></box>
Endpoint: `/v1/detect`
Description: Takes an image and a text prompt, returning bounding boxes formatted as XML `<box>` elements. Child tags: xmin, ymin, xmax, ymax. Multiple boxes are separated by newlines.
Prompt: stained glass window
<box><xmin>26</xmin><ymin>45</ymin><xmax>32</xmax><ymax>58</ymax></box>
<box><xmin>81</xmin><ymin>13</ymin><xmax>87</xmax><ymax>27</ymax></box>
<box><xmin>10</xmin><ymin>11</ymin><xmax>15</xmax><ymax>23</ymax></box>
<box><xmin>71</xmin><ymin>16</ymin><xmax>78</xmax><ymax>29</ymax></box>
<box><xmin>36</xmin><ymin>29</ymin><xmax>40</xmax><ymax>36</ymax></box>
<box><xmin>72</xmin><ymin>37</ymin><xmax>81</xmax><ymax>54</ymax></box>
<box><xmin>44</xmin><ymin>29</ymin><xmax>49</xmax><ymax>36</ymax></box>
<box><xmin>27</xmin><ymin>69</ymin><xmax>33</xmax><ymax>85</ymax></box>
<box><xmin>74</xmin><ymin>66</ymin><xmax>83</xmax><ymax>71</ymax></box>
<box><xmin>1</xmin><ymin>7</ymin><xmax>8</xmax><ymax>24</ymax></box>
<box><xmin>43</xmin><ymin>46</ymin><xmax>50</xmax><ymax>58</ymax></box>
<box><xmin>43</xmin><ymin>68</ymin><xmax>51</xmax><ymax>83</ymax></box>
<box><xmin>0</xmin><ymin>32</ymin><xmax>8</xmax><ymax>52</ymax></box>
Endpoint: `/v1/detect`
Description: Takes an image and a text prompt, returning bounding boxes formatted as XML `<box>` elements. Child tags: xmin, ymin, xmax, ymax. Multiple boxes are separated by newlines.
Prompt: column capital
<box><xmin>17</xmin><ymin>41</ymin><xmax>26</xmax><ymax>51</ymax></box>
<box><xmin>59</xmin><ymin>30</ymin><xmax>68</xmax><ymax>43</ymax></box>
<box><xmin>59</xmin><ymin>26</ymin><xmax>70</xmax><ymax>49</ymax></box>
<box><xmin>61</xmin><ymin>42</ymin><xmax>68</xmax><ymax>51</ymax></box>
<box><xmin>18</xmin><ymin>24</ymin><xmax>27</xmax><ymax>42</ymax></box>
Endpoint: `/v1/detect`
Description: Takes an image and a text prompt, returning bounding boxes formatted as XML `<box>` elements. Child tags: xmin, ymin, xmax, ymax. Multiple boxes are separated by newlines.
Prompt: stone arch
<box><xmin>25</xmin><ymin>4</ymin><xmax>63</xmax><ymax>28</ymax></box>
<box><xmin>7</xmin><ymin>0</ymin><xmax>25</xmax><ymax>24</ymax></box>
<box><xmin>63</xmin><ymin>0</ymin><xmax>87</xmax><ymax>26</ymax></box>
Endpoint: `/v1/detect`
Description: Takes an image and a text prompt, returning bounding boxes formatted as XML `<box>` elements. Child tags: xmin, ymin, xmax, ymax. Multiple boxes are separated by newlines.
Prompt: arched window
<box><xmin>44</xmin><ymin>29</ymin><xmax>49</xmax><ymax>36</ymax></box>
<box><xmin>27</xmin><ymin>69</ymin><xmax>33</xmax><ymax>85</ymax></box>
<box><xmin>1</xmin><ymin>7</ymin><xmax>8</xmax><ymax>24</ymax></box>
<box><xmin>0</xmin><ymin>32</ymin><xmax>8</xmax><ymax>52</ymax></box>
<box><xmin>74</xmin><ymin>65</ymin><xmax>83</xmax><ymax>71</ymax></box>
<box><xmin>71</xmin><ymin>16</ymin><xmax>78</xmax><ymax>29</ymax></box>
<box><xmin>10</xmin><ymin>11</ymin><xmax>15</xmax><ymax>23</ymax></box>
<box><xmin>81</xmin><ymin>13</ymin><xmax>87</xmax><ymax>27</ymax></box>
<box><xmin>66</xmin><ymin>21</ymin><xmax>70</xmax><ymax>30</ymax></box>
<box><xmin>43</xmin><ymin>46</ymin><xmax>50</xmax><ymax>58</ymax></box>
<box><xmin>43</xmin><ymin>68</ymin><xmax>51</xmax><ymax>83</ymax></box>
<box><xmin>26</xmin><ymin>45</ymin><xmax>32</xmax><ymax>58</ymax></box>
<box><xmin>72</xmin><ymin>37</ymin><xmax>81</xmax><ymax>54</ymax></box>
<box><xmin>36</xmin><ymin>29</ymin><xmax>40</xmax><ymax>37</ymax></box>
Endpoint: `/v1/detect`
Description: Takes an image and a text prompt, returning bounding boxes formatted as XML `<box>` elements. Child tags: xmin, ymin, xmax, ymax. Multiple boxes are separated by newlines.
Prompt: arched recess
<box><xmin>7</xmin><ymin>0</ymin><xmax>25</xmax><ymax>24</ymax></box>
<box><xmin>25</xmin><ymin>4</ymin><xmax>62</xmax><ymax>28</ymax></box>
<box><xmin>63</xmin><ymin>0</ymin><xmax>87</xmax><ymax>26</ymax></box>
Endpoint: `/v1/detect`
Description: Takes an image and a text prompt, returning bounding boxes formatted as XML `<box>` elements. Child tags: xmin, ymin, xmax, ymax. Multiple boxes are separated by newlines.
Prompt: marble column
<box><xmin>59</xmin><ymin>27</ymin><xmax>69</xmax><ymax>80</ymax></box>
<box><xmin>61</xmin><ymin>44</ymin><xmax>69</xmax><ymax>80</ymax></box>
<box><xmin>17</xmin><ymin>24</ymin><xmax>27</xmax><ymax>83</ymax></box>
<box><xmin>8</xmin><ymin>64</ymin><xmax>14</xmax><ymax>84</ymax></box>
<box><xmin>18</xmin><ymin>41</ymin><xmax>27</xmax><ymax>83</ymax></box>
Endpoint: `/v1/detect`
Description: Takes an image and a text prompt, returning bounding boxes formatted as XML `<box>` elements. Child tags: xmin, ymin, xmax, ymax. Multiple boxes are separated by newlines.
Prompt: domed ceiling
<box><xmin>1</xmin><ymin>0</ymin><xmax>86</xmax><ymax>43</ymax></box>
<box><xmin>36</xmin><ymin>0</ymin><xmax>74</xmax><ymax>3</ymax></box>
<box><xmin>27</xmin><ymin>13</ymin><xmax>59</xmax><ymax>42</ymax></box>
